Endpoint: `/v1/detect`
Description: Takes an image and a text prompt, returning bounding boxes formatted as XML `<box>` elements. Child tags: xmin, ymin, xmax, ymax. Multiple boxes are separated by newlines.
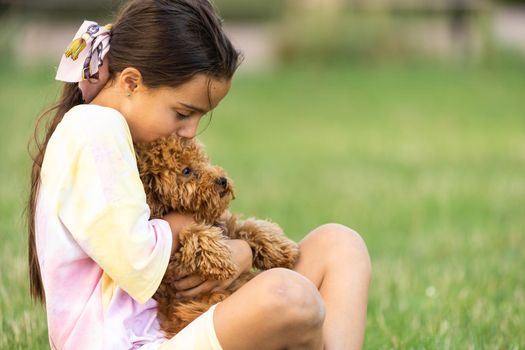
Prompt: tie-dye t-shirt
<box><xmin>35</xmin><ymin>104</ymin><xmax>173</xmax><ymax>349</ymax></box>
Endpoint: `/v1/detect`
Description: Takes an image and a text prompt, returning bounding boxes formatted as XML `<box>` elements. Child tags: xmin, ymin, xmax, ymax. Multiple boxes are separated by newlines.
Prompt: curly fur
<box><xmin>134</xmin><ymin>134</ymin><xmax>300</xmax><ymax>337</ymax></box>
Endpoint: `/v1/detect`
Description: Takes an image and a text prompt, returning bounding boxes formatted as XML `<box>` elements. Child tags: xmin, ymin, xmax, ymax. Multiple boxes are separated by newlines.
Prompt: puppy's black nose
<box><xmin>216</xmin><ymin>177</ymin><xmax>228</xmax><ymax>188</ymax></box>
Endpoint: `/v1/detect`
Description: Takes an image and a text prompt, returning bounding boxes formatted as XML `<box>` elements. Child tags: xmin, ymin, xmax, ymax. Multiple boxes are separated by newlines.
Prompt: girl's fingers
<box><xmin>173</xmin><ymin>274</ymin><xmax>204</xmax><ymax>290</ymax></box>
<box><xmin>175</xmin><ymin>280</ymin><xmax>219</xmax><ymax>298</ymax></box>
<box><xmin>174</xmin><ymin>273</ymin><xmax>188</xmax><ymax>281</ymax></box>
<box><xmin>210</xmin><ymin>279</ymin><xmax>232</xmax><ymax>293</ymax></box>
<box><xmin>176</xmin><ymin>278</ymin><xmax>235</xmax><ymax>298</ymax></box>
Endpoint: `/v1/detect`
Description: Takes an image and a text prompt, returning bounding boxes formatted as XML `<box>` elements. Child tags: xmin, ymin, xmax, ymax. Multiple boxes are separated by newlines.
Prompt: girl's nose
<box><xmin>176</xmin><ymin>121</ymin><xmax>199</xmax><ymax>139</ymax></box>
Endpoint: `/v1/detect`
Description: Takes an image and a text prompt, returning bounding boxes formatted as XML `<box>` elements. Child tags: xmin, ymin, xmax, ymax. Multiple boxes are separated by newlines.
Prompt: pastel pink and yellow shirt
<box><xmin>35</xmin><ymin>104</ymin><xmax>173</xmax><ymax>349</ymax></box>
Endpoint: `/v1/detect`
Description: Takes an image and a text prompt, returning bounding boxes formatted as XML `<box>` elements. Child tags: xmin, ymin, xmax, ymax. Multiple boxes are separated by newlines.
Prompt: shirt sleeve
<box><xmin>55</xmin><ymin>106</ymin><xmax>172</xmax><ymax>304</ymax></box>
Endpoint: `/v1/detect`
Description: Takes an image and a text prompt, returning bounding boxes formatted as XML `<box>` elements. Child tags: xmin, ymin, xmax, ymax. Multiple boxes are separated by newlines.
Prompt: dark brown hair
<box><xmin>27</xmin><ymin>0</ymin><xmax>242</xmax><ymax>304</ymax></box>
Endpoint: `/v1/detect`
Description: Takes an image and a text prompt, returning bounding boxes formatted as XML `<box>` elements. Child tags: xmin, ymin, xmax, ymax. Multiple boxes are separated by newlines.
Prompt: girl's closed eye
<box><xmin>175</xmin><ymin>110</ymin><xmax>192</xmax><ymax>120</ymax></box>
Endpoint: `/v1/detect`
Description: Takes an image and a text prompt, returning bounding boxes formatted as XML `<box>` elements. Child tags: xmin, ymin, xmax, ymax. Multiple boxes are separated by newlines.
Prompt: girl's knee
<box><xmin>312</xmin><ymin>223</ymin><xmax>372</xmax><ymax>274</ymax></box>
<box><xmin>255</xmin><ymin>268</ymin><xmax>325</xmax><ymax>329</ymax></box>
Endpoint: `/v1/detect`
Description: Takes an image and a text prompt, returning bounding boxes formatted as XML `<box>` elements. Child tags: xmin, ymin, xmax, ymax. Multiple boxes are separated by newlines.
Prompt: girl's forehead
<box><xmin>158</xmin><ymin>74</ymin><xmax>232</xmax><ymax>111</ymax></box>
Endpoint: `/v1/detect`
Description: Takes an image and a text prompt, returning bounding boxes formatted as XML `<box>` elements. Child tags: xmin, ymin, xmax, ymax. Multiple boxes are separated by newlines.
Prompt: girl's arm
<box><xmin>161</xmin><ymin>211</ymin><xmax>193</xmax><ymax>254</ymax></box>
<box><xmin>55</xmin><ymin>107</ymin><xmax>174</xmax><ymax>304</ymax></box>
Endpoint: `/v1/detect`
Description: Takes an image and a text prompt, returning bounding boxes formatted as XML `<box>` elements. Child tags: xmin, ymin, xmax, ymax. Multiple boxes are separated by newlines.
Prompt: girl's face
<box><xmin>92</xmin><ymin>68</ymin><xmax>232</xmax><ymax>143</ymax></box>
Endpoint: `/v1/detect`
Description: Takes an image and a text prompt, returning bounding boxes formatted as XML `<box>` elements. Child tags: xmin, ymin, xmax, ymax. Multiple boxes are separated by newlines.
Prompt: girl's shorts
<box><xmin>142</xmin><ymin>303</ymin><xmax>223</xmax><ymax>350</ymax></box>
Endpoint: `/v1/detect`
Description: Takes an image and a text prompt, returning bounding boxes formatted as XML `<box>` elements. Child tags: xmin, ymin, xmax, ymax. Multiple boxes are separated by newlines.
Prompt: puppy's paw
<box><xmin>214</xmin><ymin>211</ymin><xmax>238</xmax><ymax>238</ymax></box>
<box><xmin>233</xmin><ymin>218</ymin><xmax>300</xmax><ymax>270</ymax></box>
<box><xmin>178</xmin><ymin>222</ymin><xmax>238</xmax><ymax>280</ymax></box>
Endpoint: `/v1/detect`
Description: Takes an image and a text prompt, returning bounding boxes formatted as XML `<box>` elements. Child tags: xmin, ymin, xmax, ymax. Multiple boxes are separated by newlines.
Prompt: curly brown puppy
<box><xmin>134</xmin><ymin>134</ymin><xmax>300</xmax><ymax>337</ymax></box>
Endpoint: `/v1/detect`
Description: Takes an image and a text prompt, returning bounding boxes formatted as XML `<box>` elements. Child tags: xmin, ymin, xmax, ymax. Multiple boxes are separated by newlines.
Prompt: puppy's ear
<box><xmin>141</xmin><ymin>171</ymin><xmax>170</xmax><ymax>217</ymax></box>
<box><xmin>134</xmin><ymin>141</ymin><xmax>173</xmax><ymax>217</ymax></box>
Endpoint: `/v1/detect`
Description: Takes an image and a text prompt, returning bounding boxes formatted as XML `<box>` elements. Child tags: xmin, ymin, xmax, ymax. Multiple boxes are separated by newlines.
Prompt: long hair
<box><xmin>27</xmin><ymin>0</ymin><xmax>243</xmax><ymax>304</ymax></box>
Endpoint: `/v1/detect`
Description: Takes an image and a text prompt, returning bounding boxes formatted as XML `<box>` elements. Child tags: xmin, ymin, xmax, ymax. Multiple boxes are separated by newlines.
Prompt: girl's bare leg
<box><xmin>292</xmin><ymin>223</ymin><xmax>372</xmax><ymax>350</ymax></box>
<box><xmin>213</xmin><ymin>268</ymin><xmax>326</xmax><ymax>350</ymax></box>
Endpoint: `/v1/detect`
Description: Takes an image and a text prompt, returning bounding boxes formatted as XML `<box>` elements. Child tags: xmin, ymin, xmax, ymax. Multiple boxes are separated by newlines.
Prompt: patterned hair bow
<box><xmin>55</xmin><ymin>20</ymin><xmax>113</xmax><ymax>103</ymax></box>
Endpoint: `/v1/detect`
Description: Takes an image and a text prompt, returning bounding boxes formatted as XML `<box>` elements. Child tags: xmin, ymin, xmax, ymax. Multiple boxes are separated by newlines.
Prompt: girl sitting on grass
<box><xmin>27</xmin><ymin>0</ymin><xmax>371</xmax><ymax>348</ymax></box>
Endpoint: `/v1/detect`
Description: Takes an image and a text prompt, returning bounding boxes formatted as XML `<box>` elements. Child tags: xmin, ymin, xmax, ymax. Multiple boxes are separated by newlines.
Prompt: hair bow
<box><xmin>55</xmin><ymin>20</ymin><xmax>113</xmax><ymax>103</ymax></box>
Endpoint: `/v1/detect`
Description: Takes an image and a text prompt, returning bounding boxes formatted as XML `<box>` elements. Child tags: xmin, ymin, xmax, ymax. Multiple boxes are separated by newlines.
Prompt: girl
<box><xmin>27</xmin><ymin>0</ymin><xmax>372</xmax><ymax>349</ymax></box>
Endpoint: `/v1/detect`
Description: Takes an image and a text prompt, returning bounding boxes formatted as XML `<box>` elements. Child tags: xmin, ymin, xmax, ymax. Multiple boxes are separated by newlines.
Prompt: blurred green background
<box><xmin>1</xmin><ymin>0</ymin><xmax>524</xmax><ymax>348</ymax></box>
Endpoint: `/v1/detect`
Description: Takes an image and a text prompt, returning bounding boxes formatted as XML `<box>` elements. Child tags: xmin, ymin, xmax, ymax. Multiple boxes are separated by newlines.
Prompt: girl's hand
<box><xmin>162</xmin><ymin>211</ymin><xmax>195</xmax><ymax>254</ymax></box>
<box><xmin>173</xmin><ymin>239</ymin><xmax>253</xmax><ymax>299</ymax></box>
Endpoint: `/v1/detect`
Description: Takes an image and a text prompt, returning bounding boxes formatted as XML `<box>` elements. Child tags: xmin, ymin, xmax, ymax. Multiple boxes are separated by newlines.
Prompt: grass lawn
<box><xmin>0</xmin><ymin>56</ymin><xmax>524</xmax><ymax>348</ymax></box>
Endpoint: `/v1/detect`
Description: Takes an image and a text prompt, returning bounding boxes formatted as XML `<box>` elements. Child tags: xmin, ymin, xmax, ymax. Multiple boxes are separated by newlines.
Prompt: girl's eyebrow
<box><xmin>178</xmin><ymin>101</ymin><xmax>207</xmax><ymax>113</ymax></box>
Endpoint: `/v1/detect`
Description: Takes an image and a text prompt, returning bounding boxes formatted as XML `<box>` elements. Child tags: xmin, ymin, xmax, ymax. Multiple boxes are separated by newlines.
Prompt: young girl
<box><xmin>27</xmin><ymin>0</ymin><xmax>372</xmax><ymax>349</ymax></box>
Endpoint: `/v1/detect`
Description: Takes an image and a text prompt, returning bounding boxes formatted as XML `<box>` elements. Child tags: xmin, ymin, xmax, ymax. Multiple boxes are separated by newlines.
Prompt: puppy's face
<box><xmin>135</xmin><ymin>135</ymin><xmax>235</xmax><ymax>222</ymax></box>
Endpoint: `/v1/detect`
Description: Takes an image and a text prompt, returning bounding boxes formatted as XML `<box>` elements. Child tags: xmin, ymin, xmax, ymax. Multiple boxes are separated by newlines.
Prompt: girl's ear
<box><xmin>118</xmin><ymin>67</ymin><xmax>143</xmax><ymax>95</ymax></box>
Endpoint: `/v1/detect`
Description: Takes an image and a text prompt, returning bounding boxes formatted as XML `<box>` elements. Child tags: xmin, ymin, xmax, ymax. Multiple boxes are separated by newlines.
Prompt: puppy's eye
<box><xmin>182</xmin><ymin>167</ymin><xmax>192</xmax><ymax>176</ymax></box>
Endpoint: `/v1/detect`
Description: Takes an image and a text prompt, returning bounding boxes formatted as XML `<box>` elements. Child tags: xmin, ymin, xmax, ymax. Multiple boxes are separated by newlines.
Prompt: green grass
<box><xmin>1</xmin><ymin>57</ymin><xmax>524</xmax><ymax>348</ymax></box>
